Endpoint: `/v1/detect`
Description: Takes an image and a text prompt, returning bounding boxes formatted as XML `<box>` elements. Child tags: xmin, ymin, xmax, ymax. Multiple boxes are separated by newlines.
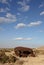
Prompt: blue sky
<box><xmin>0</xmin><ymin>0</ymin><xmax>44</xmax><ymax>48</ymax></box>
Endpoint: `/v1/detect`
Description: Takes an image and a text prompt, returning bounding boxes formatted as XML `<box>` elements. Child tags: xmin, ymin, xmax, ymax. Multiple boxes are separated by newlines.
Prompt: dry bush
<box><xmin>0</xmin><ymin>48</ymin><xmax>14</xmax><ymax>52</ymax></box>
<box><xmin>0</xmin><ymin>51</ymin><xmax>9</xmax><ymax>63</ymax></box>
<box><xmin>4</xmin><ymin>48</ymin><xmax>14</xmax><ymax>52</ymax></box>
<box><xmin>9</xmin><ymin>55</ymin><xmax>18</xmax><ymax>63</ymax></box>
<box><xmin>0</xmin><ymin>51</ymin><xmax>18</xmax><ymax>63</ymax></box>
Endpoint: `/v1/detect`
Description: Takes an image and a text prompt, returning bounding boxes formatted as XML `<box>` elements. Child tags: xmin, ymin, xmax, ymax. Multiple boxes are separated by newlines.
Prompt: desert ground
<box><xmin>0</xmin><ymin>46</ymin><xmax>44</xmax><ymax>65</ymax></box>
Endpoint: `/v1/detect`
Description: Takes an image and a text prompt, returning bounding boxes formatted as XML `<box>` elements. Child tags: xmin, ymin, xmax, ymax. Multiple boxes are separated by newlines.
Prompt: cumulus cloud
<box><xmin>0</xmin><ymin>0</ymin><xmax>11</xmax><ymax>6</ymax></box>
<box><xmin>6</xmin><ymin>13</ymin><xmax>16</xmax><ymax>18</ymax></box>
<box><xmin>39</xmin><ymin>4</ymin><xmax>44</xmax><ymax>8</ymax></box>
<box><xmin>14</xmin><ymin>37</ymin><xmax>32</xmax><ymax>40</ymax></box>
<box><xmin>28</xmin><ymin>21</ymin><xmax>42</xmax><ymax>27</ymax></box>
<box><xmin>15</xmin><ymin>21</ymin><xmax>42</xmax><ymax>29</ymax></box>
<box><xmin>0</xmin><ymin>7</ymin><xmax>10</xmax><ymax>12</ymax></box>
<box><xmin>39</xmin><ymin>2</ymin><xmax>44</xmax><ymax>8</ymax></box>
<box><xmin>15</xmin><ymin>23</ymin><xmax>26</xmax><ymax>29</ymax></box>
<box><xmin>0</xmin><ymin>0</ymin><xmax>9</xmax><ymax>5</ymax></box>
<box><xmin>17</xmin><ymin>0</ymin><xmax>30</xmax><ymax>12</ymax></box>
<box><xmin>0</xmin><ymin>13</ymin><xmax>17</xmax><ymax>23</ymax></box>
<box><xmin>40</xmin><ymin>11</ymin><xmax>44</xmax><ymax>15</ymax></box>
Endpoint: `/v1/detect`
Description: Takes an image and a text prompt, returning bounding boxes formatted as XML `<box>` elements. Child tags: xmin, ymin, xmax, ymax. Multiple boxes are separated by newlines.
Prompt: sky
<box><xmin>0</xmin><ymin>0</ymin><xmax>44</xmax><ymax>48</ymax></box>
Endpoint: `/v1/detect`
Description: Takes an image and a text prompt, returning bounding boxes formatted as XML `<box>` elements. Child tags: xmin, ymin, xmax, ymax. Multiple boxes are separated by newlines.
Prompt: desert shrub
<box><xmin>0</xmin><ymin>51</ymin><xmax>5</xmax><ymax>57</ymax></box>
<box><xmin>0</xmin><ymin>51</ymin><xmax>18</xmax><ymax>63</ymax></box>
<box><xmin>34</xmin><ymin>50</ymin><xmax>39</xmax><ymax>55</ymax></box>
<box><xmin>9</xmin><ymin>55</ymin><xmax>18</xmax><ymax>63</ymax></box>
<box><xmin>0</xmin><ymin>48</ymin><xmax>14</xmax><ymax>52</ymax></box>
<box><xmin>0</xmin><ymin>51</ymin><xmax>9</xmax><ymax>63</ymax></box>
<box><xmin>3</xmin><ymin>49</ymin><xmax>11</xmax><ymax>52</ymax></box>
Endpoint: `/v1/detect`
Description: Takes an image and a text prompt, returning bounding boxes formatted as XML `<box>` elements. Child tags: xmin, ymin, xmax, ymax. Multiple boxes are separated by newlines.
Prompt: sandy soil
<box><xmin>23</xmin><ymin>55</ymin><xmax>44</xmax><ymax>65</ymax></box>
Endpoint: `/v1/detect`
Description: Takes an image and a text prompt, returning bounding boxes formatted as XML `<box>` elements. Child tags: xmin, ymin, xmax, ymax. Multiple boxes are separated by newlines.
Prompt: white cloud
<box><xmin>0</xmin><ymin>13</ymin><xmax>17</xmax><ymax>23</ymax></box>
<box><xmin>15</xmin><ymin>21</ymin><xmax>42</xmax><ymax>29</ymax></box>
<box><xmin>17</xmin><ymin>0</ymin><xmax>30</xmax><ymax>12</ymax></box>
<box><xmin>0</xmin><ymin>0</ymin><xmax>9</xmax><ymax>5</ymax></box>
<box><xmin>0</xmin><ymin>7</ymin><xmax>10</xmax><ymax>12</ymax></box>
<box><xmin>40</xmin><ymin>11</ymin><xmax>44</xmax><ymax>15</ymax></box>
<box><xmin>14</xmin><ymin>37</ymin><xmax>32</xmax><ymax>40</ymax></box>
<box><xmin>39</xmin><ymin>4</ymin><xmax>44</xmax><ymax>8</ymax></box>
<box><xmin>28</xmin><ymin>21</ymin><xmax>42</xmax><ymax>27</ymax></box>
<box><xmin>5</xmin><ymin>7</ymin><xmax>10</xmax><ymax>11</ymax></box>
<box><xmin>21</xmin><ymin>5</ymin><xmax>30</xmax><ymax>12</ymax></box>
<box><xmin>15</xmin><ymin>23</ymin><xmax>26</xmax><ymax>29</ymax></box>
<box><xmin>6</xmin><ymin>13</ymin><xmax>16</xmax><ymax>18</ymax></box>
